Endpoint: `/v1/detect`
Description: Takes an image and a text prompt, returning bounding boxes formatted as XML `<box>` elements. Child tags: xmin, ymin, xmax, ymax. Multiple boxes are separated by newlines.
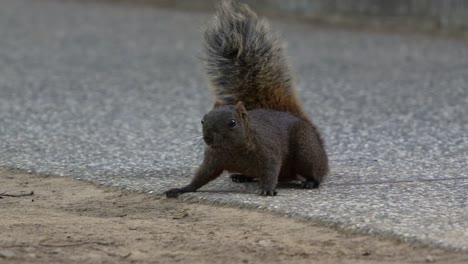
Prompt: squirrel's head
<box><xmin>201</xmin><ymin>101</ymin><xmax>251</xmax><ymax>150</ymax></box>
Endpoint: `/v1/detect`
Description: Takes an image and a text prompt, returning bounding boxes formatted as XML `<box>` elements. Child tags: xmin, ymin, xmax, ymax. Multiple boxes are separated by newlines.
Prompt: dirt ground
<box><xmin>0</xmin><ymin>169</ymin><xmax>467</xmax><ymax>264</ymax></box>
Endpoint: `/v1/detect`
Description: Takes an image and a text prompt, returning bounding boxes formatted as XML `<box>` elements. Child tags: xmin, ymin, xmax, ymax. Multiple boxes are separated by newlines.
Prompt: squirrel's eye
<box><xmin>201</xmin><ymin>119</ymin><xmax>204</xmax><ymax>125</ymax></box>
<box><xmin>227</xmin><ymin>119</ymin><xmax>236</xmax><ymax>128</ymax></box>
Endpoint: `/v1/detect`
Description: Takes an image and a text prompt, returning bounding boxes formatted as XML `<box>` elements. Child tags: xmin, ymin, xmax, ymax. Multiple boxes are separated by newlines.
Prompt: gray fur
<box><xmin>203</xmin><ymin>0</ymin><xmax>295</xmax><ymax>108</ymax></box>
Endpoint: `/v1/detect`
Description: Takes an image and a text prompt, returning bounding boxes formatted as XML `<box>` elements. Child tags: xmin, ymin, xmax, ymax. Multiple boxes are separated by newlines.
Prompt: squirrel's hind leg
<box><xmin>301</xmin><ymin>179</ymin><xmax>320</xmax><ymax>189</ymax></box>
<box><xmin>294</xmin><ymin>151</ymin><xmax>325</xmax><ymax>189</ymax></box>
<box><xmin>293</xmin><ymin>126</ymin><xmax>328</xmax><ymax>189</ymax></box>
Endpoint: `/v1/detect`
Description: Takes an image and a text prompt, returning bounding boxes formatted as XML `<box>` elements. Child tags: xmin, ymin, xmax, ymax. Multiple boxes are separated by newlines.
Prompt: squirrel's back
<box><xmin>203</xmin><ymin>0</ymin><xmax>306</xmax><ymax>118</ymax></box>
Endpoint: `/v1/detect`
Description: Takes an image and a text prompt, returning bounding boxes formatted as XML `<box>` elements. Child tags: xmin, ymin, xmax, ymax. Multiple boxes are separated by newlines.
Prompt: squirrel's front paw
<box><xmin>231</xmin><ymin>174</ymin><xmax>256</xmax><ymax>183</ymax></box>
<box><xmin>165</xmin><ymin>188</ymin><xmax>183</xmax><ymax>198</ymax></box>
<box><xmin>259</xmin><ymin>189</ymin><xmax>277</xmax><ymax>196</ymax></box>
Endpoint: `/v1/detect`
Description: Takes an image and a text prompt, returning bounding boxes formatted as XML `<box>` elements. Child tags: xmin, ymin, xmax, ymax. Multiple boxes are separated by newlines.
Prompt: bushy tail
<box><xmin>203</xmin><ymin>0</ymin><xmax>306</xmax><ymax>118</ymax></box>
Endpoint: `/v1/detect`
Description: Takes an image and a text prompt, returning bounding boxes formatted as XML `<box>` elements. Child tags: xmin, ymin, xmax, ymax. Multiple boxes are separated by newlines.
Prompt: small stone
<box><xmin>0</xmin><ymin>250</ymin><xmax>16</xmax><ymax>259</ymax></box>
<box><xmin>172</xmin><ymin>212</ymin><xmax>189</xmax><ymax>219</ymax></box>
<box><xmin>48</xmin><ymin>249</ymin><xmax>62</xmax><ymax>254</ymax></box>
<box><xmin>257</xmin><ymin>240</ymin><xmax>272</xmax><ymax>247</ymax></box>
<box><xmin>425</xmin><ymin>255</ymin><xmax>435</xmax><ymax>262</ymax></box>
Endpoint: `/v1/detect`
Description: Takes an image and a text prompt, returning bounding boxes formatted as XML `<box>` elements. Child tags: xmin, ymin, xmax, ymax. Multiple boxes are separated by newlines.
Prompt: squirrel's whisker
<box><xmin>175</xmin><ymin>135</ymin><xmax>203</xmax><ymax>145</ymax></box>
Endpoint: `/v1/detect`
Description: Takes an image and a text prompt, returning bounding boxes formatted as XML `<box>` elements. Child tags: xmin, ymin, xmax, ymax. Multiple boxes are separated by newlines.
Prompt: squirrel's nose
<box><xmin>203</xmin><ymin>135</ymin><xmax>214</xmax><ymax>145</ymax></box>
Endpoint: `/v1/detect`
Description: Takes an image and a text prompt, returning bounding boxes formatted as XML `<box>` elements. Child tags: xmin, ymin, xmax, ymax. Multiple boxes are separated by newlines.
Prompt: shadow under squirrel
<box><xmin>166</xmin><ymin>0</ymin><xmax>329</xmax><ymax>197</ymax></box>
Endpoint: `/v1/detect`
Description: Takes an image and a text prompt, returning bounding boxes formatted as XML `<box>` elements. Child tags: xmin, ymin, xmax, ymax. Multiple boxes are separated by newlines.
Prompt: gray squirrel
<box><xmin>166</xmin><ymin>0</ymin><xmax>329</xmax><ymax>197</ymax></box>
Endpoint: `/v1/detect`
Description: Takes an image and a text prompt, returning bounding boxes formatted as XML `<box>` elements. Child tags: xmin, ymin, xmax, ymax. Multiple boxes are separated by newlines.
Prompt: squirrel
<box><xmin>165</xmin><ymin>0</ymin><xmax>329</xmax><ymax>197</ymax></box>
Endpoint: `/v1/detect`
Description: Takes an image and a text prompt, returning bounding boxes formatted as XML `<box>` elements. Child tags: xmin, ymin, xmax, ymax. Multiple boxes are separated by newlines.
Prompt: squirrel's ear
<box><xmin>235</xmin><ymin>101</ymin><xmax>248</xmax><ymax>118</ymax></box>
<box><xmin>213</xmin><ymin>100</ymin><xmax>223</xmax><ymax>108</ymax></box>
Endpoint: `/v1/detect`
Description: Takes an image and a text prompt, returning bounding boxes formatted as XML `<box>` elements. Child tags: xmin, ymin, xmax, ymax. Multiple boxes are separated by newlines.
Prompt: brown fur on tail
<box><xmin>203</xmin><ymin>0</ymin><xmax>307</xmax><ymax>119</ymax></box>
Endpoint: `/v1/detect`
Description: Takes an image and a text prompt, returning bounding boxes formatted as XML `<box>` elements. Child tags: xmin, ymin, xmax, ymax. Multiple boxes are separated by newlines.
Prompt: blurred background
<box><xmin>104</xmin><ymin>0</ymin><xmax>468</xmax><ymax>36</ymax></box>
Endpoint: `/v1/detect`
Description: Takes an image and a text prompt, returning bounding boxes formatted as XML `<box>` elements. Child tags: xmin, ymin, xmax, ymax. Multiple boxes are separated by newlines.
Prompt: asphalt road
<box><xmin>1</xmin><ymin>0</ymin><xmax>467</xmax><ymax>250</ymax></box>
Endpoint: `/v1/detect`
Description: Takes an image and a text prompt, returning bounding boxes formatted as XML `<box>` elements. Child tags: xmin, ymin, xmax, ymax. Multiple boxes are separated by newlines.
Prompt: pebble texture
<box><xmin>0</xmin><ymin>0</ymin><xmax>467</xmax><ymax>250</ymax></box>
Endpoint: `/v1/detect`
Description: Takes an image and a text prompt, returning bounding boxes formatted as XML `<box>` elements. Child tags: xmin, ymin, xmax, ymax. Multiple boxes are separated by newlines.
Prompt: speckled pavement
<box><xmin>0</xmin><ymin>0</ymin><xmax>467</xmax><ymax>250</ymax></box>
